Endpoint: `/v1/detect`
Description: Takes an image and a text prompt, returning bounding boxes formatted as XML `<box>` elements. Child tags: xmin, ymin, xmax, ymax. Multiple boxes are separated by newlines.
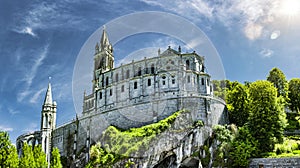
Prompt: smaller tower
<box><xmin>40</xmin><ymin>81</ymin><xmax>57</xmax><ymax>164</ymax></box>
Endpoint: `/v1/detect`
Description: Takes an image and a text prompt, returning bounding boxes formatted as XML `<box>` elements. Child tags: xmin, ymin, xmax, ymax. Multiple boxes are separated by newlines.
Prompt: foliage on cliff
<box><xmin>86</xmin><ymin>110</ymin><xmax>184</xmax><ymax>168</ymax></box>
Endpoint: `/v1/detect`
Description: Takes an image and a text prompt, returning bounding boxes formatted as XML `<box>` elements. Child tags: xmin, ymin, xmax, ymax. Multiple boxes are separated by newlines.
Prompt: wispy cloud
<box><xmin>8</xmin><ymin>108</ymin><xmax>20</xmax><ymax>115</ymax></box>
<box><xmin>30</xmin><ymin>88</ymin><xmax>46</xmax><ymax>104</ymax></box>
<box><xmin>22</xmin><ymin>123</ymin><xmax>38</xmax><ymax>133</ymax></box>
<box><xmin>260</xmin><ymin>48</ymin><xmax>274</xmax><ymax>58</ymax></box>
<box><xmin>18</xmin><ymin>44</ymin><xmax>49</xmax><ymax>102</ymax></box>
<box><xmin>13</xmin><ymin>1</ymin><xmax>88</xmax><ymax>36</ymax></box>
<box><xmin>0</xmin><ymin>125</ymin><xmax>13</xmax><ymax>132</ymax></box>
<box><xmin>141</xmin><ymin>0</ymin><xmax>283</xmax><ymax>40</ymax></box>
<box><xmin>14</xmin><ymin>27</ymin><xmax>37</xmax><ymax>37</ymax></box>
<box><xmin>24</xmin><ymin>44</ymin><xmax>49</xmax><ymax>87</ymax></box>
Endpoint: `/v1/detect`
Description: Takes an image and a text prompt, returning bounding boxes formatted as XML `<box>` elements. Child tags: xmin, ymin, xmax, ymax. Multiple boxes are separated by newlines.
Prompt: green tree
<box><xmin>50</xmin><ymin>147</ymin><xmax>62</xmax><ymax>168</ymax></box>
<box><xmin>0</xmin><ymin>131</ymin><xmax>19</xmax><ymax>168</ymax></box>
<box><xmin>267</xmin><ymin>67</ymin><xmax>288</xmax><ymax>99</ymax></box>
<box><xmin>34</xmin><ymin>145</ymin><xmax>48</xmax><ymax>168</ymax></box>
<box><xmin>226</xmin><ymin>82</ymin><xmax>249</xmax><ymax>127</ymax></box>
<box><xmin>288</xmin><ymin>78</ymin><xmax>300</xmax><ymax>112</ymax></box>
<box><xmin>228</xmin><ymin>126</ymin><xmax>258</xmax><ymax>167</ymax></box>
<box><xmin>248</xmin><ymin>80</ymin><xmax>287</xmax><ymax>153</ymax></box>
<box><xmin>19</xmin><ymin>143</ymin><xmax>36</xmax><ymax>168</ymax></box>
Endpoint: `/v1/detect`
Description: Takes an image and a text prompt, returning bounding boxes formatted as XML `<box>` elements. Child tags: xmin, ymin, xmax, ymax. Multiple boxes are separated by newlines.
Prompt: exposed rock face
<box><xmin>104</xmin><ymin>110</ymin><xmax>215</xmax><ymax>168</ymax></box>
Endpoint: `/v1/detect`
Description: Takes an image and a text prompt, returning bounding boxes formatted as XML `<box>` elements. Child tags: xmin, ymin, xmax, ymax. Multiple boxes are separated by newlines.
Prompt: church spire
<box><xmin>100</xmin><ymin>27</ymin><xmax>112</xmax><ymax>52</ymax></box>
<box><xmin>44</xmin><ymin>79</ymin><xmax>53</xmax><ymax>105</ymax></box>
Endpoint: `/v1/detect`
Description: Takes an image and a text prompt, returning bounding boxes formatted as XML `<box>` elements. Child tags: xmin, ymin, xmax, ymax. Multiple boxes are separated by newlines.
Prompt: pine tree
<box><xmin>50</xmin><ymin>147</ymin><xmax>62</xmax><ymax>168</ymax></box>
<box><xmin>0</xmin><ymin>131</ymin><xmax>19</xmax><ymax>168</ymax></box>
<box><xmin>19</xmin><ymin>143</ymin><xmax>36</xmax><ymax>168</ymax></box>
<box><xmin>34</xmin><ymin>145</ymin><xmax>48</xmax><ymax>168</ymax></box>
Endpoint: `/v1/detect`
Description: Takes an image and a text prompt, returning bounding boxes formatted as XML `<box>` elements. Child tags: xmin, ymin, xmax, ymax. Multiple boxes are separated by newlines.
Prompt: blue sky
<box><xmin>1</xmin><ymin>0</ymin><xmax>300</xmax><ymax>144</ymax></box>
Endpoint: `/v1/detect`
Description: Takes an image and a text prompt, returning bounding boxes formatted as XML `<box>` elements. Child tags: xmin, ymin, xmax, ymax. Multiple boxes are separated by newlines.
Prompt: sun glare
<box><xmin>281</xmin><ymin>0</ymin><xmax>300</xmax><ymax>16</ymax></box>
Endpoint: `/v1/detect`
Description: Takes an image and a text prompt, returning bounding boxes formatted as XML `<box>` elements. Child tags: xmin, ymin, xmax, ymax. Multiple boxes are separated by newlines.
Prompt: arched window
<box><xmin>134</xmin><ymin>81</ymin><xmax>138</xmax><ymax>89</ymax></box>
<box><xmin>148</xmin><ymin>78</ymin><xmax>151</xmax><ymax>86</ymax></box>
<box><xmin>171</xmin><ymin>75</ymin><xmax>175</xmax><ymax>84</ymax></box>
<box><xmin>106</xmin><ymin>76</ymin><xmax>109</xmax><ymax>86</ymax></box>
<box><xmin>115</xmin><ymin>73</ymin><xmax>119</xmax><ymax>82</ymax></box>
<box><xmin>45</xmin><ymin>114</ymin><xmax>48</xmax><ymax>128</ymax></box>
<box><xmin>162</xmin><ymin>75</ymin><xmax>166</xmax><ymax>85</ymax></box>
<box><xmin>99</xmin><ymin>92</ymin><xmax>102</xmax><ymax>99</ymax></box>
<box><xmin>187</xmin><ymin>75</ymin><xmax>191</xmax><ymax>83</ymax></box>
<box><xmin>121</xmin><ymin>85</ymin><xmax>124</xmax><ymax>92</ymax></box>
<box><xmin>138</xmin><ymin>67</ymin><xmax>142</xmax><ymax>76</ymax></box>
<box><xmin>201</xmin><ymin>78</ymin><xmax>205</xmax><ymax>85</ymax></box>
<box><xmin>186</xmin><ymin>60</ymin><xmax>190</xmax><ymax>70</ymax></box>
<box><xmin>126</xmin><ymin>70</ymin><xmax>130</xmax><ymax>79</ymax></box>
<box><xmin>110</xmin><ymin>89</ymin><xmax>112</xmax><ymax>96</ymax></box>
<box><xmin>151</xmin><ymin>64</ymin><xmax>155</xmax><ymax>74</ymax></box>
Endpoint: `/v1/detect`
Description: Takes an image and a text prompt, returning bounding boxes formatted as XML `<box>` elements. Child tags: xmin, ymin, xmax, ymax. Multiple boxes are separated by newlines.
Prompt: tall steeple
<box><xmin>40</xmin><ymin>80</ymin><xmax>57</xmax><ymax>165</ymax></box>
<box><xmin>44</xmin><ymin>82</ymin><xmax>53</xmax><ymax>105</ymax></box>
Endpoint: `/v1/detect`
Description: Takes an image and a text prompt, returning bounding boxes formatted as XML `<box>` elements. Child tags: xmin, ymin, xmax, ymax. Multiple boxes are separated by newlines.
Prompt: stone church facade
<box><xmin>16</xmin><ymin>29</ymin><xmax>226</xmax><ymax>166</ymax></box>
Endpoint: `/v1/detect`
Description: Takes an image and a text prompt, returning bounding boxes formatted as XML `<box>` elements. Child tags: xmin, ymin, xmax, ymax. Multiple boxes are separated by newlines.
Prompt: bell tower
<box><xmin>93</xmin><ymin>27</ymin><xmax>114</xmax><ymax>90</ymax></box>
<box><xmin>40</xmin><ymin>81</ymin><xmax>57</xmax><ymax>164</ymax></box>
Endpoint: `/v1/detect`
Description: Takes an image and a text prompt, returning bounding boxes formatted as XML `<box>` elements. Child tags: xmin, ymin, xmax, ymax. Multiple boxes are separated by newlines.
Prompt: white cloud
<box><xmin>22</xmin><ymin>123</ymin><xmax>38</xmax><ymax>133</ymax></box>
<box><xmin>141</xmin><ymin>0</ymin><xmax>283</xmax><ymax>40</ymax></box>
<box><xmin>0</xmin><ymin>125</ymin><xmax>13</xmax><ymax>132</ymax></box>
<box><xmin>244</xmin><ymin>22</ymin><xmax>263</xmax><ymax>40</ymax></box>
<box><xmin>13</xmin><ymin>1</ymin><xmax>87</xmax><ymax>34</ymax></box>
<box><xmin>260</xmin><ymin>48</ymin><xmax>274</xmax><ymax>58</ymax></box>
<box><xmin>30</xmin><ymin>88</ymin><xmax>46</xmax><ymax>104</ymax></box>
<box><xmin>14</xmin><ymin>27</ymin><xmax>37</xmax><ymax>37</ymax></box>
<box><xmin>18</xmin><ymin>44</ymin><xmax>49</xmax><ymax>102</ymax></box>
<box><xmin>8</xmin><ymin>108</ymin><xmax>20</xmax><ymax>115</ymax></box>
<box><xmin>23</xmin><ymin>44</ymin><xmax>49</xmax><ymax>87</ymax></box>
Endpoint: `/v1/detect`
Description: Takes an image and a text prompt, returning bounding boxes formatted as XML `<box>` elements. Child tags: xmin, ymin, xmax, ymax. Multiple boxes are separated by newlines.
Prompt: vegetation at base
<box><xmin>211</xmin><ymin>67</ymin><xmax>300</xmax><ymax>167</ymax></box>
<box><xmin>264</xmin><ymin>137</ymin><xmax>300</xmax><ymax>158</ymax></box>
<box><xmin>0</xmin><ymin>131</ymin><xmax>19</xmax><ymax>168</ymax></box>
<box><xmin>87</xmin><ymin>110</ymin><xmax>185</xmax><ymax>167</ymax></box>
<box><xmin>0</xmin><ymin>130</ymin><xmax>63</xmax><ymax>168</ymax></box>
<box><xmin>50</xmin><ymin>147</ymin><xmax>62</xmax><ymax>168</ymax></box>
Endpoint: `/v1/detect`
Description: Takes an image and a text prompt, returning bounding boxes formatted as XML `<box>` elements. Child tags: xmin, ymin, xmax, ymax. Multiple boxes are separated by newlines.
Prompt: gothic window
<box><xmin>187</xmin><ymin>75</ymin><xmax>191</xmax><ymax>83</ymax></box>
<box><xmin>126</xmin><ymin>70</ymin><xmax>130</xmax><ymax>79</ymax></box>
<box><xmin>207</xmin><ymin>79</ymin><xmax>210</xmax><ymax>86</ymax></box>
<box><xmin>110</xmin><ymin>89</ymin><xmax>112</xmax><ymax>96</ymax></box>
<box><xmin>201</xmin><ymin>78</ymin><xmax>205</xmax><ymax>85</ymax></box>
<box><xmin>134</xmin><ymin>81</ymin><xmax>138</xmax><ymax>89</ymax></box>
<box><xmin>45</xmin><ymin>114</ymin><xmax>48</xmax><ymax>128</ymax></box>
<box><xmin>162</xmin><ymin>75</ymin><xmax>166</xmax><ymax>85</ymax></box>
<box><xmin>186</xmin><ymin>60</ymin><xmax>190</xmax><ymax>70</ymax></box>
<box><xmin>138</xmin><ymin>67</ymin><xmax>142</xmax><ymax>76</ymax></box>
<box><xmin>121</xmin><ymin>85</ymin><xmax>124</xmax><ymax>92</ymax></box>
<box><xmin>106</xmin><ymin>76</ymin><xmax>109</xmax><ymax>86</ymax></box>
<box><xmin>171</xmin><ymin>75</ymin><xmax>175</xmax><ymax>84</ymax></box>
<box><xmin>148</xmin><ymin>78</ymin><xmax>151</xmax><ymax>86</ymax></box>
<box><xmin>100</xmin><ymin>92</ymin><xmax>102</xmax><ymax>99</ymax></box>
<box><xmin>151</xmin><ymin>64</ymin><xmax>155</xmax><ymax>74</ymax></box>
<box><xmin>115</xmin><ymin>73</ymin><xmax>119</xmax><ymax>82</ymax></box>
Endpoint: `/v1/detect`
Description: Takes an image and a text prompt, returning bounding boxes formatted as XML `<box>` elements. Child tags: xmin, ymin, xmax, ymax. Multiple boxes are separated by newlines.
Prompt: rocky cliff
<box><xmin>85</xmin><ymin>110</ymin><xmax>223</xmax><ymax>168</ymax></box>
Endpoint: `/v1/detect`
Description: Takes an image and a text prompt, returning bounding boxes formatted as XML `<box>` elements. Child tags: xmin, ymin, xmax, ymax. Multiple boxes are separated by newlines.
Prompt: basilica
<box><xmin>16</xmin><ymin>28</ymin><xmax>226</xmax><ymax>166</ymax></box>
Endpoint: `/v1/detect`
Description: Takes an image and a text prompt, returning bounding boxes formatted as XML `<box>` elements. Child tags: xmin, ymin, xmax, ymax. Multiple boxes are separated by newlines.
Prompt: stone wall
<box><xmin>249</xmin><ymin>158</ymin><xmax>300</xmax><ymax>168</ymax></box>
